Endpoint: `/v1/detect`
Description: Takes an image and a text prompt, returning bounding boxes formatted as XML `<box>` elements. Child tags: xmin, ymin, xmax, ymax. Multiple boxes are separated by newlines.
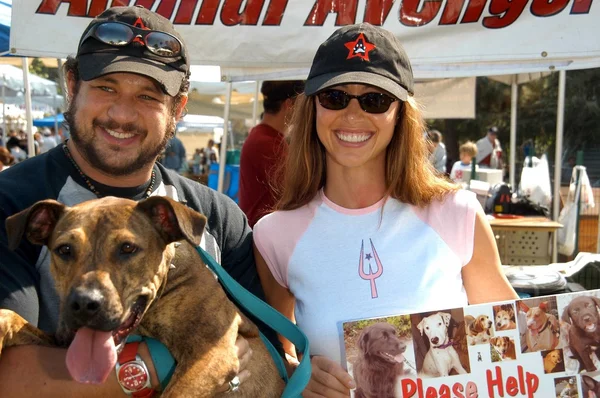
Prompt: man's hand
<box><xmin>216</xmin><ymin>335</ymin><xmax>252</xmax><ymax>393</ymax></box>
<box><xmin>303</xmin><ymin>355</ymin><xmax>355</xmax><ymax>398</ymax></box>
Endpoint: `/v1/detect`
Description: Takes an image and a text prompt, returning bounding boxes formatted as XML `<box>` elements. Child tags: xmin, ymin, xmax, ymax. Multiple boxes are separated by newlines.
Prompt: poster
<box><xmin>343</xmin><ymin>289</ymin><xmax>600</xmax><ymax>397</ymax></box>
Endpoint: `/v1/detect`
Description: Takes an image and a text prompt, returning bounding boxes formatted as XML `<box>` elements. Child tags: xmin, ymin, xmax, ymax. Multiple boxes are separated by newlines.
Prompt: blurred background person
<box><xmin>427</xmin><ymin>129</ymin><xmax>447</xmax><ymax>174</ymax></box>
<box><xmin>204</xmin><ymin>139</ymin><xmax>218</xmax><ymax>167</ymax></box>
<box><xmin>0</xmin><ymin>147</ymin><xmax>14</xmax><ymax>172</ymax></box>
<box><xmin>476</xmin><ymin>125</ymin><xmax>503</xmax><ymax>169</ymax></box>
<box><xmin>239</xmin><ymin>80</ymin><xmax>305</xmax><ymax>228</ymax></box>
<box><xmin>450</xmin><ymin>141</ymin><xmax>478</xmax><ymax>183</ymax></box>
<box><xmin>162</xmin><ymin>130</ymin><xmax>187</xmax><ymax>173</ymax></box>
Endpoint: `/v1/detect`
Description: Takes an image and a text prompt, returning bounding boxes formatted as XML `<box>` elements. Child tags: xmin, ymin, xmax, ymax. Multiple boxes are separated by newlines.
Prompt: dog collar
<box><xmin>436</xmin><ymin>340</ymin><xmax>455</xmax><ymax>349</ymax></box>
<box><xmin>116</xmin><ymin>342</ymin><xmax>155</xmax><ymax>398</ymax></box>
<box><xmin>533</xmin><ymin>319</ymin><xmax>551</xmax><ymax>335</ymax></box>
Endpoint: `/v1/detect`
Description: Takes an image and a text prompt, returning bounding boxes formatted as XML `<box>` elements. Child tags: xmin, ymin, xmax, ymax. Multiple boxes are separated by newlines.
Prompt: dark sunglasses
<box><xmin>316</xmin><ymin>89</ymin><xmax>398</xmax><ymax>114</ymax></box>
<box><xmin>82</xmin><ymin>22</ymin><xmax>183</xmax><ymax>58</ymax></box>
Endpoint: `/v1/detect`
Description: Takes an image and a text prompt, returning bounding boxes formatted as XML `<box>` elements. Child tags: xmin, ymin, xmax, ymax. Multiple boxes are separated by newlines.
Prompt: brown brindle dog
<box><xmin>1</xmin><ymin>196</ymin><xmax>285</xmax><ymax>397</ymax></box>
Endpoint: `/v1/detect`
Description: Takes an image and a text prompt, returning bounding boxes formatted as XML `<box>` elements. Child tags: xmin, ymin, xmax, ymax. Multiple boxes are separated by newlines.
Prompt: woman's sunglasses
<box><xmin>81</xmin><ymin>22</ymin><xmax>183</xmax><ymax>58</ymax></box>
<box><xmin>316</xmin><ymin>89</ymin><xmax>398</xmax><ymax>114</ymax></box>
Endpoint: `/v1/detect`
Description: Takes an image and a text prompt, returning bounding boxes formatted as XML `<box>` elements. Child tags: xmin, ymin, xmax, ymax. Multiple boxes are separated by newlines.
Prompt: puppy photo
<box><xmin>543</xmin><ymin>349</ymin><xmax>565</xmax><ymax>374</ymax></box>
<box><xmin>352</xmin><ymin>322</ymin><xmax>411</xmax><ymax>398</ymax></box>
<box><xmin>490</xmin><ymin>336</ymin><xmax>517</xmax><ymax>361</ymax></box>
<box><xmin>494</xmin><ymin>304</ymin><xmax>517</xmax><ymax>331</ymax></box>
<box><xmin>561</xmin><ymin>294</ymin><xmax>600</xmax><ymax>372</ymax></box>
<box><xmin>518</xmin><ymin>298</ymin><xmax>560</xmax><ymax>353</ymax></box>
<box><xmin>412</xmin><ymin>310</ymin><xmax>470</xmax><ymax>378</ymax></box>
<box><xmin>582</xmin><ymin>374</ymin><xmax>600</xmax><ymax>398</ymax></box>
<box><xmin>465</xmin><ymin>314</ymin><xmax>494</xmax><ymax>345</ymax></box>
<box><xmin>554</xmin><ymin>376</ymin><xmax>579</xmax><ymax>398</ymax></box>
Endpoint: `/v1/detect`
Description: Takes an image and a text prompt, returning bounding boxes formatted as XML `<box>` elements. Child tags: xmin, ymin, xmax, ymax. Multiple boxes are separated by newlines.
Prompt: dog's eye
<box><xmin>55</xmin><ymin>244</ymin><xmax>72</xmax><ymax>258</ymax></box>
<box><xmin>120</xmin><ymin>243</ymin><xmax>138</xmax><ymax>254</ymax></box>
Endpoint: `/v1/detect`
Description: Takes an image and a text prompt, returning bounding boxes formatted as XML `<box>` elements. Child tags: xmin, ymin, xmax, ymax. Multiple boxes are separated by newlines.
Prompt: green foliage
<box><xmin>427</xmin><ymin>68</ymin><xmax>600</xmax><ymax>167</ymax></box>
<box><xmin>28</xmin><ymin>58</ymin><xmax>61</xmax><ymax>94</ymax></box>
<box><xmin>29</xmin><ymin>58</ymin><xmax>49</xmax><ymax>79</ymax></box>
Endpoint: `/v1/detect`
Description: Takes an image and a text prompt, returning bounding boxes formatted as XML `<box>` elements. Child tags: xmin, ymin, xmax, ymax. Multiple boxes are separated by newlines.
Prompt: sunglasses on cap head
<box><xmin>81</xmin><ymin>21</ymin><xmax>183</xmax><ymax>58</ymax></box>
<box><xmin>316</xmin><ymin>89</ymin><xmax>398</xmax><ymax>114</ymax></box>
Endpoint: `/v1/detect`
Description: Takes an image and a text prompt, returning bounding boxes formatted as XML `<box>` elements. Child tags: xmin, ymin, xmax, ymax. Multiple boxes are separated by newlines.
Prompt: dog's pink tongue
<box><xmin>394</xmin><ymin>354</ymin><xmax>405</xmax><ymax>363</ymax></box>
<box><xmin>66</xmin><ymin>327</ymin><xmax>117</xmax><ymax>384</ymax></box>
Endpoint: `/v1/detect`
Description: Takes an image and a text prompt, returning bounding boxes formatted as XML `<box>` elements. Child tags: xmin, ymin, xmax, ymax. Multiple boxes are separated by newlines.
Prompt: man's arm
<box><xmin>0</xmin><ymin>343</ymin><xmax>159</xmax><ymax>397</ymax></box>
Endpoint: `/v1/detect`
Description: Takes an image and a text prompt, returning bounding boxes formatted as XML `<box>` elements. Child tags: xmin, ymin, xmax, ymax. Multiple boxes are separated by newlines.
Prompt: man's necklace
<box><xmin>62</xmin><ymin>142</ymin><xmax>156</xmax><ymax>199</ymax></box>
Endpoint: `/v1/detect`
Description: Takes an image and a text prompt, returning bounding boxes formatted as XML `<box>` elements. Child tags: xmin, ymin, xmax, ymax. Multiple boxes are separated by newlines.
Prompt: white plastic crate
<box><xmin>494</xmin><ymin>230</ymin><xmax>551</xmax><ymax>265</ymax></box>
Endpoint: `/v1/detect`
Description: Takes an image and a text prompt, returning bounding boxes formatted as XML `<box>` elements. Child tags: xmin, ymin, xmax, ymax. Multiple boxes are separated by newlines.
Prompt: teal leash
<box><xmin>195</xmin><ymin>246</ymin><xmax>311</xmax><ymax>398</ymax></box>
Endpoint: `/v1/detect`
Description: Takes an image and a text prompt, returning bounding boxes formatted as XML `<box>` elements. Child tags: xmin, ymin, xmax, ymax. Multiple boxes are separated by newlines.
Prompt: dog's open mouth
<box><xmin>65</xmin><ymin>295</ymin><xmax>148</xmax><ymax>385</ymax></box>
<box><xmin>585</xmin><ymin>323</ymin><xmax>598</xmax><ymax>333</ymax></box>
<box><xmin>379</xmin><ymin>351</ymin><xmax>405</xmax><ymax>363</ymax></box>
<box><xmin>113</xmin><ymin>295</ymin><xmax>148</xmax><ymax>348</ymax></box>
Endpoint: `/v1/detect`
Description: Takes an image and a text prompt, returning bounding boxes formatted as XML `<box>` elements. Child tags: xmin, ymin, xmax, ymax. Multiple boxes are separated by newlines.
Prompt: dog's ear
<box><xmin>5</xmin><ymin>200</ymin><xmax>66</xmax><ymax>250</ymax></box>
<box><xmin>539</xmin><ymin>301</ymin><xmax>550</xmax><ymax>312</ymax></box>
<box><xmin>136</xmin><ymin>196</ymin><xmax>206</xmax><ymax>246</ymax></box>
<box><xmin>518</xmin><ymin>301</ymin><xmax>530</xmax><ymax>313</ymax></box>
<box><xmin>440</xmin><ymin>312</ymin><xmax>451</xmax><ymax>327</ymax></box>
<box><xmin>417</xmin><ymin>318</ymin><xmax>425</xmax><ymax>336</ymax></box>
<box><xmin>358</xmin><ymin>329</ymin><xmax>370</xmax><ymax>353</ymax></box>
<box><xmin>507</xmin><ymin>306</ymin><xmax>515</xmax><ymax>318</ymax></box>
<box><xmin>561</xmin><ymin>306</ymin><xmax>572</xmax><ymax>324</ymax></box>
<box><xmin>582</xmin><ymin>375</ymin><xmax>598</xmax><ymax>390</ymax></box>
<box><xmin>590</xmin><ymin>296</ymin><xmax>600</xmax><ymax>311</ymax></box>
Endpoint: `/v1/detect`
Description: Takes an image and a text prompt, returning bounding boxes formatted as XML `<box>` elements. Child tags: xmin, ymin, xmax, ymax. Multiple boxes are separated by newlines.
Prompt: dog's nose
<box><xmin>431</xmin><ymin>337</ymin><xmax>439</xmax><ymax>344</ymax></box>
<box><xmin>67</xmin><ymin>288</ymin><xmax>105</xmax><ymax>322</ymax></box>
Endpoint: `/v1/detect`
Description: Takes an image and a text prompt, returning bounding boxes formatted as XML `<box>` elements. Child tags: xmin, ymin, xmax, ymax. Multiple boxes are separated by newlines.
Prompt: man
<box><xmin>161</xmin><ymin>131</ymin><xmax>187</xmax><ymax>173</ymax></box>
<box><xmin>0</xmin><ymin>6</ymin><xmax>273</xmax><ymax>396</ymax></box>
<box><xmin>239</xmin><ymin>80</ymin><xmax>304</xmax><ymax>227</ymax></box>
<box><xmin>476</xmin><ymin>126</ymin><xmax>503</xmax><ymax>169</ymax></box>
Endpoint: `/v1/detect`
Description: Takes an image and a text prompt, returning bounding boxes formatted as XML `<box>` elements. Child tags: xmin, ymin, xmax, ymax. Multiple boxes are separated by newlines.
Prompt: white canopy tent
<box><xmin>0</xmin><ymin>63</ymin><xmax>62</xmax><ymax>150</ymax></box>
<box><xmin>10</xmin><ymin>0</ymin><xmax>600</xmax><ymax>260</ymax></box>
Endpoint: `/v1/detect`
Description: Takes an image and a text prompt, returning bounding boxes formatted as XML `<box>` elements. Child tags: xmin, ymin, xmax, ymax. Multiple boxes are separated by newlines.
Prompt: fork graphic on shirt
<box><xmin>358</xmin><ymin>239</ymin><xmax>384</xmax><ymax>299</ymax></box>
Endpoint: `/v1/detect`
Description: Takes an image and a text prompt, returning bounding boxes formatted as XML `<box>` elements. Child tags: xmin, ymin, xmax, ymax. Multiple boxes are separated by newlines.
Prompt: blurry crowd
<box><xmin>0</xmin><ymin>126</ymin><xmax>65</xmax><ymax>172</ymax></box>
<box><xmin>159</xmin><ymin>135</ymin><xmax>219</xmax><ymax>184</ymax></box>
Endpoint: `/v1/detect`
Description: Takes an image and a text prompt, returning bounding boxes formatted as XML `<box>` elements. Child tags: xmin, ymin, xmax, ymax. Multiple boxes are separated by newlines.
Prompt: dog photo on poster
<box><xmin>342</xmin><ymin>289</ymin><xmax>600</xmax><ymax>398</ymax></box>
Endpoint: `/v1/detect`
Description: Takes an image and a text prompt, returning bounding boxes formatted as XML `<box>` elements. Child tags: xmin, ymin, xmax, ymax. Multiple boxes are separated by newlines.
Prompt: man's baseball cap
<box><xmin>488</xmin><ymin>126</ymin><xmax>499</xmax><ymax>134</ymax></box>
<box><xmin>305</xmin><ymin>23</ymin><xmax>414</xmax><ymax>101</ymax></box>
<box><xmin>76</xmin><ymin>6</ymin><xmax>189</xmax><ymax>96</ymax></box>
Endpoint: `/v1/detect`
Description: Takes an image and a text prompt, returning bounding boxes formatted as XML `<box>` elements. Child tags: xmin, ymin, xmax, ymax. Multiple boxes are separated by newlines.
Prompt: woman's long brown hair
<box><xmin>275</xmin><ymin>93</ymin><xmax>458</xmax><ymax>211</ymax></box>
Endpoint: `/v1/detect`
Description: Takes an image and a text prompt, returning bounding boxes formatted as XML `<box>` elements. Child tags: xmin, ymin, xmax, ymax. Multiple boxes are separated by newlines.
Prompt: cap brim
<box><xmin>78</xmin><ymin>53</ymin><xmax>184</xmax><ymax>96</ymax></box>
<box><xmin>305</xmin><ymin>71</ymin><xmax>409</xmax><ymax>101</ymax></box>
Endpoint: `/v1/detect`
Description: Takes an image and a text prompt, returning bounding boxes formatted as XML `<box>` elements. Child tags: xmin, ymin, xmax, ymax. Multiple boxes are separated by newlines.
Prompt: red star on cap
<box><xmin>344</xmin><ymin>33</ymin><xmax>376</xmax><ymax>61</ymax></box>
<box><xmin>132</xmin><ymin>17</ymin><xmax>149</xmax><ymax>46</ymax></box>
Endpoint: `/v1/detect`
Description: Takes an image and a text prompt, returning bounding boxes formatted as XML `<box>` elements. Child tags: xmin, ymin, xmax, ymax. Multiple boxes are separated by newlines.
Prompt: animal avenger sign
<box><xmin>342</xmin><ymin>289</ymin><xmax>600</xmax><ymax>398</ymax></box>
<box><xmin>34</xmin><ymin>0</ymin><xmax>592</xmax><ymax>29</ymax></box>
<box><xmin>11</xmin><ymin>0</ymin><xmax>600</xmax><ymax>73</ymax></box>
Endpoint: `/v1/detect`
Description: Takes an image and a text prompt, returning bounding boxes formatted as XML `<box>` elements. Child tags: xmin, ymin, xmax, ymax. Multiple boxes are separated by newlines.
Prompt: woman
<box><xmin>254</xmin><ymin>24</ymin><xmax>518</xmax><ymax>397</ymax></box>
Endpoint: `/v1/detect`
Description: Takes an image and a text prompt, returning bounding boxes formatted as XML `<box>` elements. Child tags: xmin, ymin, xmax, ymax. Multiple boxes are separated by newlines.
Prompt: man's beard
<box><xmin>64</xmin><ymin>94</ymin><xmax>175</xmax><ymax>177</ymax></box>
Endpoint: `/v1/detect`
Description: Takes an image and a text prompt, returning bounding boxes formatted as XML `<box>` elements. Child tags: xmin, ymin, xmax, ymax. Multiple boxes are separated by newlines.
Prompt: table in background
<box><xmin>488</xmin><ymin>216</ymin><xmax>563</xmax><ymax>265</ymax></box>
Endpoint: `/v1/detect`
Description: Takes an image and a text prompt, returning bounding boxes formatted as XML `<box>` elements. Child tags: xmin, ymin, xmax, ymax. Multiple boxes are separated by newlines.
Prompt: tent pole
<box><xmin>509</xmin><ymin>76</ymin><xmax>518</xmax><ymax>190</ymax></box>
<box><xmin>53</xmin><ymin>95</ymin><xmax>58</xmax><ymax>135</ymax></box>
<box><xmin>1</xmin><ymin>75</ymin><xmax>6</xmax><ymax>145</ymax></box>
<box><xmin>56</xmin><ymin>59</ymin><xmax>68</xmax><ymax>109</ymax></box>
<box><xmin>552</xmin><ymin>70</ymin><xmax>566</xmax><ymax>263</ymax></box>
<box><xmin>217</xmin><ymin>82</ymin><xmax>232</xmax><ymax>193</ymax></box>
<box><xmin>22</xmin><ymin>57</ymin><xmax>35</xmax><ymax>158</ymax></box>
<box><xmin>252</xmin><ymin>80</ymin><xmax>260</xmax><ymax>126</ymax></box>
